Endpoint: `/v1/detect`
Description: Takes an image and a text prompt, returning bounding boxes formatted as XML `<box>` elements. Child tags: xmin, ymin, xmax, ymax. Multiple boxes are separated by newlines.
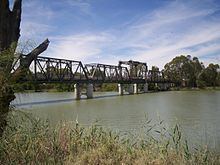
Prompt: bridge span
<box><xmin>13</xmin><ymin>55</ymin><xmax>175</xmax><ymax>100</ymax></box>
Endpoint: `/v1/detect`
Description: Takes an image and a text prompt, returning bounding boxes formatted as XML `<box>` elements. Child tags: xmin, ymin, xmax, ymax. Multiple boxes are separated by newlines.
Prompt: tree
<box><xmin>190</xmin><ymin>57</ymin><xmax>204</xmax><ymax>87</ymax></box>
<box><xmin>150</xmin><ymin>66</ymin><xmax>160</xmax><ymax>80</ymax></box>
<box><xmin>0</xmin><ymin>0</ymin><xmax>50</xmax><ymax>136</ymax></box>
<box><xmin>217</xmin><ymin>71</ymin><xmax>220</xmax><ymax>86</ymax></box>
<box><xmin>197</xmin><ymin>63</ymin><xmax>219</xmax><ymax>87</ymax></box>
<box><xmin>163</xmin><ymin>55</ymin><xmax>203</xmax><ymax>87</ymax></box>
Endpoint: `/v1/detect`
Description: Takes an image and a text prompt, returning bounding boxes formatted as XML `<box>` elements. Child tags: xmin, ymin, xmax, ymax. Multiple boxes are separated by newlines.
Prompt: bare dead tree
<box><xmin>0</xmin><ymin>0</ymin><xmax>50</xmax><ymax>136</ymax></box>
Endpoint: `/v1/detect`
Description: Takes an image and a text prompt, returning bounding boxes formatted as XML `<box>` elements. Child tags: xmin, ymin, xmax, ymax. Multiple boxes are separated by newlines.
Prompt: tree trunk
<box><xmin>0</xmin><ymin>0</ymin><xmax>21</xmax><ymax>52</ymax></box>
<box><xmin>0</xmin><ymin>0</ymin><xmax>50</xmax><ymax>136</ymax></box>
<box><xmin>0</xmin><ymin>83</ymin><xmax>15</xmax><ymax>137</ymax></box>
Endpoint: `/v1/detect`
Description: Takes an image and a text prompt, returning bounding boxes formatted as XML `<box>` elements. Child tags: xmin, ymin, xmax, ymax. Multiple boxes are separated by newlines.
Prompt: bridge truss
<box><xmin>13</xmin><ymin>55</ymin><xmax>171</xmax><ymax>84</ymax></box>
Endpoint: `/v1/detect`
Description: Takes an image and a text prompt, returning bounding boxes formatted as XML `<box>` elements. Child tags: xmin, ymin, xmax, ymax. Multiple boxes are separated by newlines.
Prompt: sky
<box><xmin>11</xmin><ymin>0</ymin><xmax>220</xmax><ymax>69</ymax></box>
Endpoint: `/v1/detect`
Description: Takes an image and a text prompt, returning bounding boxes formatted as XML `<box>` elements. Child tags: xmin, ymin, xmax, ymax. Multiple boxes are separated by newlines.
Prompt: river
<box><xmin>12</xmin><ymin>90</ymin><xmax>220</xmax><ymax>151</ymax></box>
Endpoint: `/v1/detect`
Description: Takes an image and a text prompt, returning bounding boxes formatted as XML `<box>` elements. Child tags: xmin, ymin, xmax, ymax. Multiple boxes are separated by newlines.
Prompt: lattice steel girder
<box><xmin>16</xmin><ymin>55</ymin><xmax>88</xmax><ymax>82</ymax></box>
<box><xmin>85</xmin><ymin>63</ymin><xmax>130</xmax><ymax>81</ymax></box>
<box><xmin>118</xmin><ymin>60</ymin><xmax>148</xmax><ymax>79</ymax></box>
<box><xmin>12</xmin><ymin>55</ymin><xmax>176</xmax><ymax>84</ymax></box>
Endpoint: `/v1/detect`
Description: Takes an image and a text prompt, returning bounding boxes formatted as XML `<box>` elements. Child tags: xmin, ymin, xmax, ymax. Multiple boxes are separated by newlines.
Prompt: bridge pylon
<box><xmin>74</xmin><ymin>83</ymin><xmax>81</xmax><ymax>100</ymax></box>
<box><xmin>86</xmin><ymin>83</ymin><xmax>93</xmax><ymax>99</ymax></box>
<box><xmin>118</xmin><ymin>84</ymin><xmax>124</xmax><ymax>96</ymax></box>
<box><xmin>143</xmin><ymin>83</ymin><xmax>148</xmax><ymax>93</ymax></box>
<box><xmin>128</xmin><ymin>84</ymin><xmax>134</xmax><ymax>94</ymax></box>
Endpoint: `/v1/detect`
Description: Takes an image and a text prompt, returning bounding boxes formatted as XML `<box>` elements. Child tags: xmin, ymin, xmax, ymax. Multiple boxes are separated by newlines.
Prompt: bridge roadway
<box><xmin>13</xmin><ymin>55</ymin><xmax>174</xmax><ymax>100</ymax></box>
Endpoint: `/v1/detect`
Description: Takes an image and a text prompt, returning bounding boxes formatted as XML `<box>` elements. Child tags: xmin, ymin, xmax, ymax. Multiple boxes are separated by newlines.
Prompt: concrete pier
<box><xmin>155</xmin><ymin>83</ymin><xmax>158</xmax><ymax>90</ymax></box>
<box><xmin>167</xmin><ymin>83</ymin><xmax>171</xmax><ymax>90</ymax></box>
<box><xmin>74</xmin><ymin>83</ymin><xmax>81</xmax><ymax>100</ymax></box>
<box><xmin>86</xmin><ymin>83</ymin><xmax>93</xmax><ymax>99</ymax></box>
<box><xmin>158</xmin><ymin>83</ymin><xmax>162</xmax><ymax>90</ymax></box>
<box><xmin>118</xmin><ymin>84</ymin><xmax>124</xmax><ymax>95</ymax></box>
<box><xmin>164</xmin><ymin>83</ymin><xmax>169</xmax><ymax>90</ymax></box>
<box><xmin>143</xmin><ymin>83</ymin><xmax>148</xmax><ymax>93</ymax></box>
<box><xmin>128</xmin><ymin>84</ymin><xmax>134</xmax><ymax>94</ymax></box>
<box><xmin>134</xmin><ymin>83</ymin><xmax>138</xmax><ymax>94</ymax></box>
<box><xmin>158</xmin><ymin>83</ymin><xmax>164</xmax><ymax>90</ymax></box>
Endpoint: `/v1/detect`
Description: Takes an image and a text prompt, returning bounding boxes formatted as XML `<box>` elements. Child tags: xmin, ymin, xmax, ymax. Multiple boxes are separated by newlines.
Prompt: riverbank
<box><xmin>1</xmin><ymin>111</ymin><xmax>219</xmax><ymax>164</ymax></box>
<box><xmin>13</xmin><ymin>82</ymin><xmax>220</xmax><ymax>93</ymax></box>
<box><xmin>12</xmin><ymin>82</ymin><xmax>118</xmax><ymax>93</ymax></box>
<box><xmin>171</xmin><ymin>86</ymin><xmax>220</xmax><ymax>91</ymax></box>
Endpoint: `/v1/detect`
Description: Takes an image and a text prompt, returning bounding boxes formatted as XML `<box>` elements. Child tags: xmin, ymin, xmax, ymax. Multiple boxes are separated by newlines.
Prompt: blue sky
<box><xmin>13</xmin><ymin>0</ymin><xmax>220</xmax><ymax>68</ymax></box>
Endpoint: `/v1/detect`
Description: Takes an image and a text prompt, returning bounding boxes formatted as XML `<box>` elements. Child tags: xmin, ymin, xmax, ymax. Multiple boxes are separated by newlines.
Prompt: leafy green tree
<box><xmin>150</xmin><ymin>66</ymin><xmax>159</xmax><ymax>80</ymax></box>
<box><xmin>190</xmin><ymin>57</ymin><xmax>204</xmax><ymax>87</ymax></box>
<box><xmin>197</xmin><ymin>63</ymin><xmax>219</xmax><ymax>87</ymax></box>
<box><xmin>163</xmin><ymin>55</ymin><xmax>203</xmax><ymax>87</ymax></box>
<box><xmin>217</xmin><ymin>71</ymin><xmax>220</xmax><ymax>86</ymax></box>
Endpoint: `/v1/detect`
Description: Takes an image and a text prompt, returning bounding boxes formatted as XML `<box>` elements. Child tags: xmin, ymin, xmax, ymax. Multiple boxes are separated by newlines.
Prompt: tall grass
<box><xmin>0</xmin><ymin>111</ymin><xmax>219</xmax><ymax>164</ymax></box>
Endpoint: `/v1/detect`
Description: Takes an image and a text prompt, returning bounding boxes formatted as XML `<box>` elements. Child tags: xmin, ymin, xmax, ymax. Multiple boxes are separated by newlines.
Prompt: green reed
<box><xmin>0</xmin><ymin>111</ymin><xmax>219</xmax><ymax>164</ymax></box>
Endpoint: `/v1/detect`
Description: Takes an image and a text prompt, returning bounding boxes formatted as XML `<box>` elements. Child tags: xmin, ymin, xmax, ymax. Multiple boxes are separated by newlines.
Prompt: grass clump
<box><xmin>0</xmin><ymin>111</ymin><xmax>219</xmax><ymax>164</ymax></box>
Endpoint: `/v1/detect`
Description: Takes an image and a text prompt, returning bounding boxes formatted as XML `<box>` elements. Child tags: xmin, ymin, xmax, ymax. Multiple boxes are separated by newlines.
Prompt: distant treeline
<box><xmin>13</xmin><ymin>82</ymin><xmax>118</xmax><ymax>92</ymax></box>
<box><xmin>162</xmin><ymin>55</ymin><xmax>220</xmax><ymax>88</ymax></box>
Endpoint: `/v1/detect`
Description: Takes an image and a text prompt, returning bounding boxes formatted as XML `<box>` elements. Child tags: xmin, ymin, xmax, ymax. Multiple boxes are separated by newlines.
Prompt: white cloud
<box><xmin>66</xmin><ymin>0</ymin><xmax>91</xmax><ymax>15</ymax></box>
<box><xmin>20</xmin><ymin>0</ymin><xmax>55</xmax><ymax>41</ymax></box>
<box><xmin>132</xmin><ymin>24</ymin><xmax>220</xmax><ymax>68</ymax></box>
<box><xmin>47</xmin><ymin>33</ymin><xmax>114</xmax><ymax>63</ymax></box>
<box><xmin>20</xmin><ymin>22</ymin><xmax>53</xmax><ymax>40</ymax></box>
<box><xmin>19</xmin><ymin>0</ymin><xmax>220</xmax><ymax>69</ymax></box>
<box><xmin>112</xmin><ymin>0</ymin><xmax>220</xmax><ymax>68</ymax></box>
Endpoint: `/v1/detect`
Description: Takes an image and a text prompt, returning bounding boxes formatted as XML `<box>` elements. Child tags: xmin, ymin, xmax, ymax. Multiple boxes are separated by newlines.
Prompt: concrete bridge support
<box><xmin>158</xmin><ymin>83</ymin><xmax>165</xmax><ymax>90</ymax></box>
<box><xmin>164</xmin><ymin>83</ymin><xmax>167</xmax><ymax>90</ymax></box>
<box><xmin>86</xmin><ymin>83</ymin><xmax>93</xmax><ymax>99</ymax></box>
<box><xmin>158</xmin><ymin>83</ymin><xmax>162</xmax><ymax>90</ymax></box>
<box><xmin>155</xmin><ymin>83</ymin><xmax>158</xmax><ymax>90</ymax></box>
<box><xmin>118</xmin><ymin>84</ymin><xmax>124</xmax><ymax>95</ymax></box>
<box><xmin>165</xmin><ymin>83</ymin><xmax>170</xmax><ymax>90</ymax></box>
<box><xmin>128</xmin><ymin>84</ymin><xmax>134</xmax><ymax>94</ymax></box>
<box><xmin>167</xmin><ymin>83</ymin><xmax>171</xmax><ymax>89</ymax></box>
<box><xmin>143</xmin><ymin>83</ymin><xmax>148</xmax><ymax>93</ymax></box>
<box><xmin>134</xmin><ymin>83</ymin><xmax>138</xmax><ymax>94</ymax></box>
<box><xmin>74</xmin><ymin>83</ymin><xmax>81</xmax><ymax>100</ymax></box>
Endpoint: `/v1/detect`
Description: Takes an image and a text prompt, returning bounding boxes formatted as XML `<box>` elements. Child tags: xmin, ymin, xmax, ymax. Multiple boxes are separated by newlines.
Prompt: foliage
<box><xmin>197</xmin><ymin>64</ymin><xmax>220</xmax><ymax>87</ymax></box>
<box><xmin>55</xmin><ymin>83</ymin><xmax>74</xmax><ymax>92</ymax></box>
<box><xmin>12</xmin><ymin>83</ymin><xmax>118</xmax><ymax>93</ymax></box>
<box><xmin>163</xmin><ymin>55</ymin><xmax>220</xmax><ymax>88</ymax></box>
<box><xmin>0</xmin><ymin>111</ymin><xmax>219</xmax><ymax>164</ymax></box>
<box><xmin>12</xmin><ymin>82</ymin><xmax>75</xmax><ymax>92</ymax></box>
<box><xmin>0</xmin><ymin>45</ymin><xmax>16</xmax><ymax>136</ymax></box>
<box><xmin>101</xmin><ymin>83</ymin><xmax>117</xmax><ymax>92</ymax></box>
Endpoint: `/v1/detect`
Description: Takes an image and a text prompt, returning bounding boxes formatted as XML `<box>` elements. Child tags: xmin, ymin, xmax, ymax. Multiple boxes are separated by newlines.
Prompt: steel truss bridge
<box><xmin>13</xmin><ymin>55</ymin><xmax>172</xmax><ymax>85</ymax></box>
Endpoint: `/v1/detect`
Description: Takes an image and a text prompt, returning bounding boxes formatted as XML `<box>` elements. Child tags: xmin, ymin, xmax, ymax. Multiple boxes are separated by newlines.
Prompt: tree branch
<box><xmin>24</xmin><ymin>38</ymin><xmax>50</xmax><ymax>67</ymax></box>
<box><xmin>12</xmin><ymin>39</ymin><xmax>50</xmax><ymax>80</ymax></box>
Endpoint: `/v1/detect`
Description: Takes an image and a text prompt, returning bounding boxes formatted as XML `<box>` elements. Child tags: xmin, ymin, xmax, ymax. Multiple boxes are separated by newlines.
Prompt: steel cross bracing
<box><xmin>147</xmin><ymin>70</ymin><xmax>167</xmax><ymax>83</ymax></box>
<box><xmin>13</xmin><ymin>55</ymin><xmax>171</xmax><ymax>84</ymax></box>
<box><xmin>85</xmin><ymin>63</ymin><xmax>131</xmax><ymax>83</ymax></box>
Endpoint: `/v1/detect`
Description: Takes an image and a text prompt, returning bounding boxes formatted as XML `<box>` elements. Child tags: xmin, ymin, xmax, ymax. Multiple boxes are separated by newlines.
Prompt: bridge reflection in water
<box><xmin>13</xmin><ymin>55</ymin><xmax>176</xmax><ymax>100</ymax></box>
